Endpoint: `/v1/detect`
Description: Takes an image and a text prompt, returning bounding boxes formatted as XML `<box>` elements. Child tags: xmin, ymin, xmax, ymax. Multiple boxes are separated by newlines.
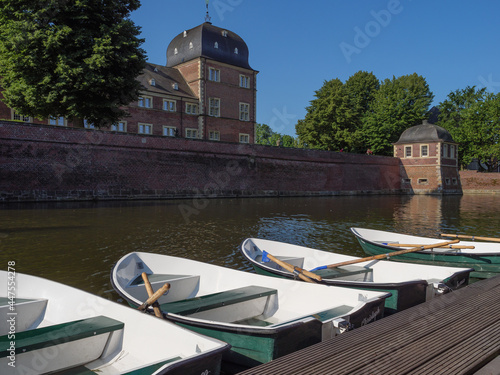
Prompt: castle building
<box><xmin>0</xmin><ymin>22</ymin><xmax>258</xmax><ymax>144</ymax></box>
<box><xmin>394</xmin><ymin>120</ymin><xmax>461</xmax><ymax>194</ymax></box>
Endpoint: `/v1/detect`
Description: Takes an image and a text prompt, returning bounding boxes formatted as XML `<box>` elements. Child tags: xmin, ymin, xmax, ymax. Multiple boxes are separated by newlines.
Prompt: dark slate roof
<box><xmin>166</xmin><ymin>22</ymin><xmax>253</xmax><ymax>70</ymax></box>
<box><xmin>394</xmin><ymin>120</ymin><xmax>456</xmax><ymax>144</ymax></box>
<box><xmin>138</xmin><ymin>63</ymin><xmax>197</xmax><ymax>99</ymax></box>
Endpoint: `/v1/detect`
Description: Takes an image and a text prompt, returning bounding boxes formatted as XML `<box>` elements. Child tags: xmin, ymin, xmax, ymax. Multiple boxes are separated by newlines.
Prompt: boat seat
<box><xmin>161</xmin><ymin>285</ymin><xmax>277</xmax><ymax>321</ymax></box>
<box><xmin>128</xmin><ymin>273</ymin><xmax>201</xmax><ymax>303</ymax></box>
<box><xmin>272</xmin><ymin>304</ymin><xmax>353</xmax><ymax>327</ymax></box>
<box><xmin>0</xmin><ymin>315</ymin><xmax>124</xmax><ymax>357</ymax></box>
<box><xmin>0</xmin><ymin>297</ymin><xmax>48</xmax><ymax>335</ymax></box>
<box><xmin>314</xmin><ymin>265</ymin><xmax>372</xmax><ymax>280</ymax></box>
<box><xmin>256</xmin><ymin>255</ymin><xmax>305</xmax><ymax>269</ymax></box>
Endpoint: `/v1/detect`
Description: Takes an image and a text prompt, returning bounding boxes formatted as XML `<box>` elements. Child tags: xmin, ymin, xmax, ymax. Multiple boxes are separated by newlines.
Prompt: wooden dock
<box><xmin>238</xmin><ymin>275</ymin><xmax>500</xmax><ymax>375</ymax></box>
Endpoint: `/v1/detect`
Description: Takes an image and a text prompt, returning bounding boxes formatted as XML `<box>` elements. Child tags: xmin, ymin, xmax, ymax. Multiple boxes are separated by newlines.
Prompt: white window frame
<box><xmin>442</xmin><ymin>144</ymin><xmax>449</xmax><ymax>158</ymax></box>
<box><xmin>209</xmin><ymin>131</ymin><xmax>220</xmax><ymax>141</ymax></box>
<box><xmin>138</xmin><ymin>95</ymin><xmax>153</xmax><ymax>108</ymax></box>
<box><xmin>138</xmin><ymin>123</ymin><xmax>153</xmax><ymax>135</ymax></box>
<box><xmin>239</xmin><ymin>133</ymin><xmax>249</xmax><ymax>144</ymax></box>
<box><xmin>111</xmin><ymin>121</ymin><xmax>127</xmax><ymax>132</ymax></box>
<box><xmin>163</xmin><ymin>126</ymin><xmax>177</xmax><ymax>137</ymax></box>
<box><xmin>208</xmin><ymin>67</ymin><xmax>220</xmax><ymax>82</ymax></box>
<box><xmin>239</xmin><ymin>75</ymin><xmax>249</xmax><ymax>88</ymax></box>
<box><xmin>163</xmin><ymin>99</ymin><xmax>176</xmax><ymax>112</ymax></box>
<box><xmin>239</xmin><ymin>103</ymin><xmax>250</xmax><ymax>121</ymax></box>
<box><xmin>185</xmin><ymin>103</ymin><xmax>199</xmax><ymax>115</ymax></box>
<box><xmin>450</xmin><ymin>144</ymin><xmax>456</xmax><ymax>159</ymax></box>
<box><xmin>49</xmin><ymin>116</ymin><xmax>65</xmax><ymax>126</ymax></box>
<box><xmin>405</xmin><ymin>145</ymin><xmax>412</xmax><ymax>158</ymax></box>
<box><xmin>209</xmin><ymin>98</ymin><xmax>220</xmax><ymax>117</ymax></box>
<box><xmin>420</xmin><ymin>144</ymin><xmax>429</xmax><ymax>157</ymax></box>
<box><xmin>185</xmin><ymin>128</ymin><xmax>198</xmax><ymax>139</ymax></box>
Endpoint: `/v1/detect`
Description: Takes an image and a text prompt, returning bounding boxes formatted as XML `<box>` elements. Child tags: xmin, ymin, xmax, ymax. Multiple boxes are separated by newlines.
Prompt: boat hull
<box><xmin>241</xmin><ymin>238</ymin><xmax>472</xmax><ymax>314</ymax></box>
<box><xmin>251</xmin><ymin>264</ymin><xmax>429</xmax><ymax>314</ymax></box>
<box><xmin>351</xmin><ymin>228</ymin><xmax>500</xmax><ymax>279</ymax></box>
<box><xmin>111</xmin><ymin>252</ymin><xmax>391</xmax><ymax>369</ymax></box>
<box><xmin>0</xmin><ymin>271</ymin><xmax>229</xmax><ymax>375</ymax></box>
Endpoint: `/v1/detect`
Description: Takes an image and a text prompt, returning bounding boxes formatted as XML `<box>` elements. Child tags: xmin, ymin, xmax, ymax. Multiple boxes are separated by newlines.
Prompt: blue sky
<box><xmin>130</xmin><ymin>0</ymin><xmax>500</xmax><ymax>136</ymax></box>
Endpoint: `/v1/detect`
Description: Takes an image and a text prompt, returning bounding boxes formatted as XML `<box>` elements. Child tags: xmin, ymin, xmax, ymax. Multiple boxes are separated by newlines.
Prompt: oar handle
<box><xmin>138</xmin><ymin>282</ymin><xmax>170</xmax><ymax>312</ymax></box>
<box><xmin>326</xmin><ymin>240</ymin><xmax>460</xmax><ymax>269</ymax></box>
<box><xmin>264</xmin><ymin>252</ymin><xmax>316</xmax><ymax>283</ymax></box>
<box><xmin>140</xmin><ymin>272</ymin><xmax>167</xmax><ymax>318</ymax></box>
<box><xmin>441</xmin><ymin>233</ymin><xmax>500</xmax><ymax>243</ymax></box>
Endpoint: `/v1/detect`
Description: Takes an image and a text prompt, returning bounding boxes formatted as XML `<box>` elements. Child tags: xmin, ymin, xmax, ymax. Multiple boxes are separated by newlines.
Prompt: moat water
<box><xmin>1</xmin><ymin>194</ymin><xmax>500</xmax><ymax>301</ymax></box>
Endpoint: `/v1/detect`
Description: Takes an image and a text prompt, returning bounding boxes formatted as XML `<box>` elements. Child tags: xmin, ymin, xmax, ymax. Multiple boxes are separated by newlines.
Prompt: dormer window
<box><xmin>172</xmin><ymin>83</ymin><xmax>179</xmax><ymax>90</ymax></box>
<box><xmin>189</xmin><ymin>42</ymin><xmax>193</xmax><ymax>49</ymax></box>
<box><xmin>183</xmin><ymin>30</ymin><xmax>187</xmax><ymax>37</ymax></box>
<box><xmin>222</xmin><ymin>30</ymin><xmax>228</xmax><ymax>37</ymax></box>
<box><xmin>174</xmin><ymin>48</ymin><xmax>178</xmax><ymax>55</ymax></box>
<box><xmin>149</xmin><ymin>79</ymin><xmax>155</xmax><ymax>86</ymax></box>
<box><xmin>214</xmin><ymin>42</ymin><xmax>218</xmax><ymax>49</ymax></box>
<box><xmin>154</xmin><ymin>67</ymin><xmax>158</xmax><ymax>72</ymax></box>
<box><xmin>234</xmin><ymin>48</ymin><xmax>238</xmax><ymax>54</ymax></box>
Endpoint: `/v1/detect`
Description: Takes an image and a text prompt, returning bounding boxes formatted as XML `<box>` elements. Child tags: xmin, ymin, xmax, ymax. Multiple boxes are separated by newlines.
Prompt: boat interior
<box><xmin>0</xmin><ymin>297</ymin><xmax>125</xmax><ymax>374</ymax></box>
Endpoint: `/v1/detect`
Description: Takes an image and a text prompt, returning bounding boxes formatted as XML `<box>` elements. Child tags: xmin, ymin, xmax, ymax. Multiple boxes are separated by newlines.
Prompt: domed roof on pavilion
<box><xmin>394</xmin><ymin>120</ymin><xmax>455</xmax><ymax>144</ymax></box>
<box><xmin>166</xmin><ymin>22</ymin><xmax>253</xmax><ymax>70</ymax></box>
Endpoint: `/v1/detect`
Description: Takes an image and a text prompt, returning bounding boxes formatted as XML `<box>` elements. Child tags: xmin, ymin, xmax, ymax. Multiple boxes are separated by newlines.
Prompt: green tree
<box><xmin>362</xmin><ymin>73</ymin><xmax>434</xmax><ymax>155</ymax></box>
<box><xmin>255</xmin><ymin>123</ymin><xmax>274</xmax><ymax>145</ymax></box>
<box><xmin>295</xmin><ymin>71</ymin><xmax>379</xmax><ymax>152</ymax></box>
<box><xmin>295</xmin><ymin>78</ymin><xmax>349</xmax><ymax>151</ymax></box>
<box><xmin>438</xmin><ymin>87</ymin><xmax>500</xmax><ymax>171</ymax></box>
<box><xmin>254</xmin><ymin>123</ymin><xmax>299</xmax><ymax>148</ymax></box>
<box><xmin>0</xmin><ymin>0</ymin><xmax>146</xmax><ymax>127</ymax></box>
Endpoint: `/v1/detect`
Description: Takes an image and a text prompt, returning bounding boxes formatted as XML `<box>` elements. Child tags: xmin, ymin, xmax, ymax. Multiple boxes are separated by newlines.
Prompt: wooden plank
<box><xmin>237</xmin><ymin>276</ymin><xmax>500</xmax><ymax>375</ymax></box>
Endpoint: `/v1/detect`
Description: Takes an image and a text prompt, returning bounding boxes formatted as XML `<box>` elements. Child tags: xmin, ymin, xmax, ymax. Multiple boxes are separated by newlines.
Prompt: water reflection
<box><xmin>1</xmin><ymin>194</ymin><xmax>499</xmax><ymax>300</ymax></box>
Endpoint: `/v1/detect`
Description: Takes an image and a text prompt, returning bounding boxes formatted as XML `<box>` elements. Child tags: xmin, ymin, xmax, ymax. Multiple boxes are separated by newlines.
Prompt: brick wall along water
<box><xmin>0</xmin><ymin>121</ymin><xmax>403</xmax><ymax>202</ymax></box>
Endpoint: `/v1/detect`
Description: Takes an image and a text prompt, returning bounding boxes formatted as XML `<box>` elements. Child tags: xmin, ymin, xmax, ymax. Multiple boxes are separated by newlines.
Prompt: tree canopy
<box><xmin>362</xmin><ymin>73</ymin><xmax>434</xmax><ymax>155</ymax></box>
<box><xmin>438</xmin><ymin>87</ymin><xmax>500</xmax><ymax>171</ymax></box>
<box><xmin>295</xmin><ymin>71</ymin><xmax>433</xmax><ymax>155</ymax></box>
<box><xmin>255</xmin><ymin>123</ymin><xmax>301</xmax><ymax>148</ymax></box>
<box><xmin>295</xmin><ymin>71</ymin><xmax>379</xmax><ymax>152</ymax></box>
<box><xmin>0</xmin><ymin>0</ymin><xmax>147</xmax><ymax>127</ymax></box>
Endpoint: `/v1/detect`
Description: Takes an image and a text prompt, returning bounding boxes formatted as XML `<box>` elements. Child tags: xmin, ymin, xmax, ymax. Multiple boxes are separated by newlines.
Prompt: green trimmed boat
<box><xmin>240</xmin><ymin>238</ymin><xmax>472</xmax><ymax>315</ymax></box>
<box><xmin>351</xmin><ymin>227</ymin><xmax>500</xmax><ymax>279</ymax></box>
<box><xmin>111</xmin><ymin>252</ymin><xmax>391</xmax><ymax>369</ymax></box>
<box><xmin>0</xmin><ymin>271</ymin><xmax>229</xmax><ymax>375</ymax></box>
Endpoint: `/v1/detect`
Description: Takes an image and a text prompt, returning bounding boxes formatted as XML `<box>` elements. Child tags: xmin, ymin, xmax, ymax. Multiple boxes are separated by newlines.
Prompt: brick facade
<box><xmin>460</xmin><ymin>170</ymin><xmax>500</xmax><ymax>193</ymax></box>
<box><xmin>0</xmin><ymin>121</ymin><xmax>401</xmax><ymax>202</ymax></box>
<box><xmin>0</xmin><ymin>22</ymin><xmax>258</xmax><ymax>145</ymax></box>
<box><xmin>393</xmin><ymin>122</ymin><xmax>462</xmax><ymax>195</ymax></box>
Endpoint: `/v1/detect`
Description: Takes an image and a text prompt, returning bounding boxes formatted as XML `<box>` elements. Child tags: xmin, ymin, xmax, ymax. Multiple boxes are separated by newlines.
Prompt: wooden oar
<box><xmin>441</xmin><ymin>233</ymin><xmax>500</xmax><ymax>243</ymax></box>
<box><xmin>262</xmin><ymin>251</ymin><xmax>319</xmax><ymax>283</ymax></box>
<box><xmin>386</xmin><ymin>243</ymin><xmax>475</xmax><ymax>249</ymax></box>
<box><xmin>140</xmin><ymin>272</ymin><xmax>169</xmax><ymax>318</ymax></box>
<box><xmin>314</xmin><ymin>240</ymin><xmax>460</xmax><ymax>270</ymax></box>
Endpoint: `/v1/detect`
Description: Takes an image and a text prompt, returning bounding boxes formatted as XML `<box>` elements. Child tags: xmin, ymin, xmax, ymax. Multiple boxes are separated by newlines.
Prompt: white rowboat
<box><xmin>111</xmin><ymin>252</ymin><xmax>391</xmax><ymax>368</ymax></box>
<box><xmin>0</xmin><ymin>271</ymin><xmax>229</xmax><ymax>375</ymax></box>
<box><xmin>241</xmin><ymin>238</ymin><xmax>472</xmax><ymax>314</ymax></box>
